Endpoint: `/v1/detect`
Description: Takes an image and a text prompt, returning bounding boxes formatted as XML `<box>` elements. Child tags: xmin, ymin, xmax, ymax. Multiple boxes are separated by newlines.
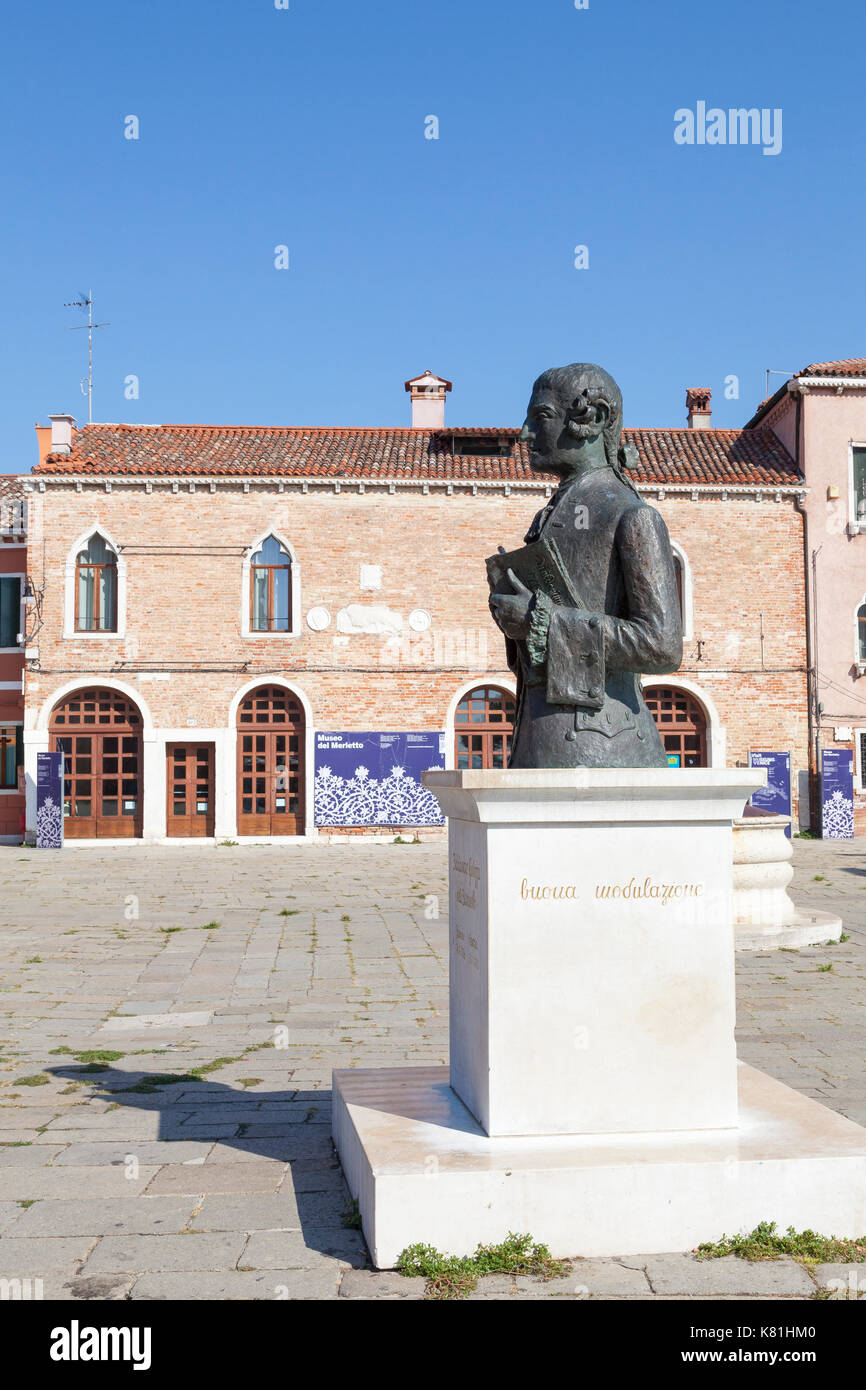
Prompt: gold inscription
<box><xmin>520</xmin><ymin>878</ymin><xmax>578</xmax><ymax>901</ymax></box>
<box><xmin>594</xmin><ymin>877</ymin><xmax>705</xmax><ymax>906</ymax></box>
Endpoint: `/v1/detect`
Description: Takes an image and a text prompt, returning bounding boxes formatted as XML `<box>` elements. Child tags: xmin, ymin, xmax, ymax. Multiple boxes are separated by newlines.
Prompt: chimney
<box><xmin>685</xmin><ymin>388</ymin><xmax>712</xmax><ymax>429</ymax></box>
<box><xmin>405</xmin><ymin>370</ymin><xmax>452</xmax><ymax>429</ymax></box>
<box><xmin>48</xmin><ymin>413</ymin><xmax>76</xmax><ymax>454</ymax></box>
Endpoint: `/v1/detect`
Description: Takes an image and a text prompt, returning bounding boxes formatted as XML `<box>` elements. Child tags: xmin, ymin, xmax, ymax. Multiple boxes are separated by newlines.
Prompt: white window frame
<box><xmin>0</xmin><ymin>572</ymin><xmax>25</xmax><ymax>653</ymax></box>
<box><xmin>241</xmin><ymin>530</ymin><xmax>301</xmax><ymax>640</ymax></box>
<box><xmin>669</xmin><ymin>541</ymin><xmax>694</xmax><ymax>641</ymax></box>
<box><xmin>854</xmin><ymin>728</ymin><xmax>866</xmax><ymax>794</ymax></box>
<box><xmin>847</xmin><ymin>442</ymin><xmax>866</xmax><ymax>533</ymax></box>
<box><xmin>63</xmin><ymin>526</ymin><xmax>127</xmax><ymax>640</ymax></box>
<box><xmin>855</xmin><ymin>594</ymin><xmax>866</xmax><ymax>672</ymax></box>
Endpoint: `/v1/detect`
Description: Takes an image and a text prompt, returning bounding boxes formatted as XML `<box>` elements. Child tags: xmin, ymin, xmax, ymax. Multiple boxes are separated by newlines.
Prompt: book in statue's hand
<box><xmin>485</xmin><ymin>532</ymin><xmax>584</xmax><ymax>610</ymax></box>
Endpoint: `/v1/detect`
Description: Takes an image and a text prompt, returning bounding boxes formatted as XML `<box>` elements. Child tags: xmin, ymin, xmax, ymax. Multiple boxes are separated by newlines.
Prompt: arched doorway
<box><xmin>50</xmin><ymin>687</ymin><xmax>143</xmax><ymax>837</ymax></box>
<box><xmin>236</xmin><ymin>684</ymin><xmax>305</xmax><ymax>835</ymax></box>
<box><xmin>454</xmin><ymin>684</ymin><xmax>516</xmax><ymax>769</ymax></box>
<box><xmin>644</xmin><ymin>685</ymin><xmax>708</xmax><ymax>767</ymax></box>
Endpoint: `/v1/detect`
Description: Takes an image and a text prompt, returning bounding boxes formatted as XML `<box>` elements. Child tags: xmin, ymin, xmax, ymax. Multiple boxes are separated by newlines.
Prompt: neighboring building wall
<box><xmin>759</xmin><ymin>382</ymin><xmax>866</xmax><ymax>833</ymax></box>
<box><xmin>0</xmin><ymin>482</ymin><xmax>27</xmax><ymax>842</ymax></box>
<box><xmin>22</xmin><ymin>476</ymin><xmax>808</xmax><ymax>840</ymax></box>
<box><xmin>799</xmin><ymin>386</ymin><xmax>866</xmax><ymax>832</ymax></box>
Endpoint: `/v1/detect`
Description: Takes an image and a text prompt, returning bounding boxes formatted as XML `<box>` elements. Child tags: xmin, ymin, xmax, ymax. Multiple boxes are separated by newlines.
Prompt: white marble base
<box><xmin>332</xmin><ymin>1062</ymin><xmax>866</xmax><ymax>1269</ymax></box>
<box><xmin>423</xmin><ymin>769</ymin><xmax>763</xmax><ymax>1137</ymax></box>
<box><xmin>735</xmin><ymin>909</ymin><xmax>843</xmax><ymax>951</ymax></box>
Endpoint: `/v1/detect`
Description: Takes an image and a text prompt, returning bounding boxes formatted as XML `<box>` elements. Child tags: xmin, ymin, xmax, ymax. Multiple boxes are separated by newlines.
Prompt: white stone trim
<box><xmin>33</xmin><ymin>676</ymin><xmax>154</xmax><ymax>734</ymax></box>
<box><xmin>227</xmin><ymin>677</ymin><xmax>317</xmax><ymax>839</ymax></box>
<box><xmin>25</xmin><ymin>679</ymin><xmax>153</xmax><ymax>844</ymax></box>
<box><xmin>443</xmin><ymin>675</ymin><xmax>517</xmax><ymax>771</ymax></box>
<box><xmin>791</xmin><ymin>375</ymin><xmax>866</xmax><ymax>391</ymax></box>
<box><xmin>669</xmin><ymin>541</ymin><xmax>694</xmax><ymax>641</ymax></box>
<box><xmin>62</xmin><ymin>525</ymin><xmax>127</xmax><ymax>639</ymax></box>
<box><xmin>32</xmin><ymin>473</ymin><xmax>810</xmax><ymax>501</ymax></box>
<box><xmin>640</xmin><ymin>675</ymin><xmax>727</xmax><ymax>768</ymax></box>
<box><xmin>240</xmin><ymin>529</ymin><xmax>301</xmax><ymax>639</ymax></box>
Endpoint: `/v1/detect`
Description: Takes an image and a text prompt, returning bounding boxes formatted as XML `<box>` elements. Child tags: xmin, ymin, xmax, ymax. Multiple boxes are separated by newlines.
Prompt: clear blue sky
<box><xmin>1</xmin><ymin>0</ymin><xmax>862</xmax><ymax>471</ymax></box>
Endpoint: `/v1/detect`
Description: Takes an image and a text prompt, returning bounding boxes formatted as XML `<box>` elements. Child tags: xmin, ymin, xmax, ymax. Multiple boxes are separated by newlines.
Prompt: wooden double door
<box><xmin>51</xmin><ymin>689</ymin><xmax>143</xmax><ymax>838</ymax></box>
<box><xmin>237</xmin><ymin>685</ymin><xmax>305</xmax><ymax>835</ymax></box>
<box><xmin>167</xmin><ymin>743</ymin><xmax>215</xmax><ymax>837</ymax></box>
<box><xmin>454</xmin><ymin>685</ymin><xmax>515</xmax><ymax>770</ymax></box>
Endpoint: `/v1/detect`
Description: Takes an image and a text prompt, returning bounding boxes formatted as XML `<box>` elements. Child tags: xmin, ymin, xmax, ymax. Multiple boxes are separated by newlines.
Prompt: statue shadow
<box><xmin>48</xmin><ymin>1065</ymin><xmax>369</xmax><ymax>1268</ymax></box>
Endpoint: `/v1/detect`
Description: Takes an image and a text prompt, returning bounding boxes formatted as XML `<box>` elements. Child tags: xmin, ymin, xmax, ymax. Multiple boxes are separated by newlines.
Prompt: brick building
<box><xmin>20</xmin><ymin>377</ymin><xmax>809</xmax><ymax>843</ymax></box>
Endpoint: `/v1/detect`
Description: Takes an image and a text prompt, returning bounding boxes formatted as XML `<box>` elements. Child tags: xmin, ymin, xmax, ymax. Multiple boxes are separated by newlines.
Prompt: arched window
<box><xmin>454</xmin><ymin>685</ymin><xmax>516</xmax><ymax>769</ymax></box>
<box><xmin>858</xmin><ymin>603</ymin><xmax>866</xmax><ymax>663</ymax></box>
<box><xmin>75</xmin><ymin>535</ymin><xmax>117</xmax><ymax>632</ymax></box>
<box><xmin>669</xmin><ymin>543</ymin><xmax>693</xmax><ymax>640</ymax></box>
<box><xmin>250</xmin><ymin>536</ymin><xmax>292</xmax><ymax>633</ymax></box>
<box><xmin>673</xmin><ymin>553</ymin><xmax>684</xmax><ymax>618</ymax></box>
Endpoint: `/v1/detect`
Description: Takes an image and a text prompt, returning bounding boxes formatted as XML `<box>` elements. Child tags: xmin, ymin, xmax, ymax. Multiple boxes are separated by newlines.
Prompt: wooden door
<box><xmin>237</xmin><ymin>685</ymin><xmax>304</xmax><ymax>835</ymax></box>
<box><xmin>51</xmin><ymin>689</ymin><xmax>143</xmax><ymax>838</ymax></box>
<box><xmin>167</xmin><ymin>743</ymin><xmax>215</xmax><ymax>837</ymax></box>
<box><xmin>644</xmin><ymin>685</ymin><xmax>707</xmax><ymax>767</ymax></box>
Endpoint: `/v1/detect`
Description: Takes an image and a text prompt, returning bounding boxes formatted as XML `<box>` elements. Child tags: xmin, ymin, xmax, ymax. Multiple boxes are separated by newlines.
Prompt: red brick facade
<box><xmin>21</xmin><ymin>458</ymin><xmax>809</xmax><ymax>841</ymax></box>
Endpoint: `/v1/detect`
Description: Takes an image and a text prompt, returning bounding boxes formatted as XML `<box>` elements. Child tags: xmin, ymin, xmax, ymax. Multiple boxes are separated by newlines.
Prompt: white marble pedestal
<box><xmin>331</xmin><ymin>770</ymin><xmax>866</xmax><ymax>1267</ymax></box>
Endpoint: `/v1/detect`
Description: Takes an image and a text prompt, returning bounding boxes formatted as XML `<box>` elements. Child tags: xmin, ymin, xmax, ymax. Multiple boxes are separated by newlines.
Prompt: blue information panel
<box><xmin>314</xmin><ymin>732</ymin><xmax>445</xmax><ymax>827</ymax></box>
<box><xmin>36</xmin><ymin>750</ymin><xmax>64</xmax><ymax>848</ymax></box>
<box><xmin>748</xmin><ymin>751</ymin><xmax>792</xmax><ymax>837</ymax></box>
<box><xmin>821</xmin><ymin>748</ymin><xmax>854</xmax><ymax>839</ymax></box>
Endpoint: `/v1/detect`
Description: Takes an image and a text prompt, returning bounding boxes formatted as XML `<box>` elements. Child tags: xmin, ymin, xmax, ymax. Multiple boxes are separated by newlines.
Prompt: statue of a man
<box><xmin>488</xmin><ymin>363</ymin><xmax>683</xmax><ymax>768</ymax></box>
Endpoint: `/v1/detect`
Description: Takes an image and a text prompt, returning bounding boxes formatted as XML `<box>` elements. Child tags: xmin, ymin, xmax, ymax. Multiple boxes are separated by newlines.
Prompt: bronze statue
<box><xmin>487</xmin><ymin>363</ymin><xmax>682</xmax><ymax>768</ymax></box>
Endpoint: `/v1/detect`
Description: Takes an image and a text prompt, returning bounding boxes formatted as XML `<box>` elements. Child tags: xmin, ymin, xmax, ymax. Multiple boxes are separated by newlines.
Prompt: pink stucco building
<box><xmin>747</xmin><ymin>359</ymin><xmax>866</xmax><ymax>832</ymax></box>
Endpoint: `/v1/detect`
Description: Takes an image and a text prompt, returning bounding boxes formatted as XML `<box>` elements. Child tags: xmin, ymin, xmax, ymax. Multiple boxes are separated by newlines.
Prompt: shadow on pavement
<box><xmin>47</xmin><ymin>1064</ymin><xmax>369</xmax><ymax>1268</ymax></box>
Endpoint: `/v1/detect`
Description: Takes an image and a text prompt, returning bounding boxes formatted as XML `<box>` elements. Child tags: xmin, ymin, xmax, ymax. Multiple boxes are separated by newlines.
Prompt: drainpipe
<box><xmin>792</xmin><ymin>385</ymin><xmax>818</xmax><ymax>830</ymax></box>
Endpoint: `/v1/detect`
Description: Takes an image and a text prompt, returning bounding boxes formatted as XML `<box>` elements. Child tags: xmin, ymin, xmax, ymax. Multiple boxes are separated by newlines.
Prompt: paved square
<box><xmin>0</xmin><ymin>837</ymin><xmax>863</xmax><ymax>1300</ymax></box>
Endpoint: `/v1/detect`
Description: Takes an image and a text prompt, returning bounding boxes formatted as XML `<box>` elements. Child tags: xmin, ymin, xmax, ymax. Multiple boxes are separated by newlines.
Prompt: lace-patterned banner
<box><xmin>314</xmin><ymin>732</ymin><xmax>445</xmax><ymax>827</ymax></box>
<box><xmin>36</xmin><ymin>750</ymin><xmax>64</xmax><ymax>849</ymax></box>
<box><xmin>821</xmin><ymin>747</ymin><xmax>854</xmax><ymax>840</ymax></box>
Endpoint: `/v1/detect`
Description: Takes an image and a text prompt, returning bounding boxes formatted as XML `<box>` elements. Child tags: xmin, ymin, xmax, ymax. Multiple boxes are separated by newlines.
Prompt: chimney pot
<box><xmin>405</xmin><ymin>370</ymin><xmax>452</xmax><ymax>429</ymax></box>
<box><xmin>48</xmin><ymin>413</ymin><xmax>76</xmax><ymax>454</ymax></box>
<box><xmin>685</xmin><ymin>388</ymin><xmax>712</xmax><ymax>429</ymax></box>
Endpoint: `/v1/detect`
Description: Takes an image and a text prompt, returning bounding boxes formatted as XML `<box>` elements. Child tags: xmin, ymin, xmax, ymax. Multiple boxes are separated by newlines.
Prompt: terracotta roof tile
<box><xmin>33</xmin><ymin>422</ymin><xmax>801</xmax><ymax>488</ymax></box>
<box><xmin>798</xmin><ymin>358</ymin><xmax>866</xmax><ymax>377</ymax></box>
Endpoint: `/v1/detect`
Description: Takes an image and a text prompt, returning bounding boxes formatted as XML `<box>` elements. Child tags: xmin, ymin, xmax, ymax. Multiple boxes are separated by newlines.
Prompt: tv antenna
<box><xmin>64</xmin><ymin>290</ymin><xmax>109</xmax><ymax>424</ymax></box>
<box><xmin>764</xmin><ymin>368</ymin><xmax>796</xmax><ymax>399</ymax></box>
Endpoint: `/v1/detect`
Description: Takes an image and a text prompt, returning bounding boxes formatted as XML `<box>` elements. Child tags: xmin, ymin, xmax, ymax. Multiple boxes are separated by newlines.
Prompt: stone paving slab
<box><xmin>0</xmin><ymin>838</ymin><xmax>863</xmax><ymax>1300</ymax></box>
<box><xmin>638</xmin><ymin>1253</ymin><xmax>816</xmax><ymax>1297</ymax></box>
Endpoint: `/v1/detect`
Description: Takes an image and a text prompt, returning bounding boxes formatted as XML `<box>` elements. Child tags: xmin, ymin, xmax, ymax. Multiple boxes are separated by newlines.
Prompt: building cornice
<box><xmin>789</xmin><ymin>376</ymin><xmax>866</xmax><ymax>392</ymax></box>
<box><xmin>21</xmin><ymin>475</ymin><xmax>809</xmax><ymax>503</ymax></box>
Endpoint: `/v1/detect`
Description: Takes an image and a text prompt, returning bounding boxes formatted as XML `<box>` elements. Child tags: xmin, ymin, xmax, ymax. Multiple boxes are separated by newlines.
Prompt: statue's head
<box><xmin>520</xmin><ymin>362</ymin><xmax>624</xmax><ymax>480</ymax></box>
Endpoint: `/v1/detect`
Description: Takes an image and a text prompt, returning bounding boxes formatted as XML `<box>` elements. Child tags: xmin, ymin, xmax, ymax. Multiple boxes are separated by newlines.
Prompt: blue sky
<box><xmin>1</xmin><ymin>0</ymin><xmax>862</xmax><ymax>471</ymax></box>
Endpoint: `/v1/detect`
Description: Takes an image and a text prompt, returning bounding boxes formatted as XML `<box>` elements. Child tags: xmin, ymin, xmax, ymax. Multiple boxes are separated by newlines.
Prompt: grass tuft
<box><xmin>397</xmin><ymin>1231</ymin><xmax>567</xmax><ymax>1299</ymax></box>
<box><xmin>697</xmin><ymin>1221</ymin><xmax>866</xmax><ymax>1264</ymax></box>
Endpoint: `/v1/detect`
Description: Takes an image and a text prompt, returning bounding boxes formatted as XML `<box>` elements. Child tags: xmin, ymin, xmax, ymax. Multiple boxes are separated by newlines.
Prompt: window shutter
<box><xmin>0</xmin><ymin>578</ymin><xmax>20</xmax><ymax>647</ymax></box>
<box><xmin>15</xmin><ymin>726</ymin><xmax>23</xmax><ymax>769</ymax></box>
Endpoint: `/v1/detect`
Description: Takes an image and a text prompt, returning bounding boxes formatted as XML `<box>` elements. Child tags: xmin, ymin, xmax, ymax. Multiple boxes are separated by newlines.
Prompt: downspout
<box><xmin>791</xmin><ymin>385</ymin><xmax>817</xmax><ymax>829</ymax></box>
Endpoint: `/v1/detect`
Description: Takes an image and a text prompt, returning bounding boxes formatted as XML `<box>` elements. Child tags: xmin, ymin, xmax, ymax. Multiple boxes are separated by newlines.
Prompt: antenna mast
<box><xmin>64</xmin><ymin>290</ymin><xmax>109</xmax><ymax>424</ymax></box>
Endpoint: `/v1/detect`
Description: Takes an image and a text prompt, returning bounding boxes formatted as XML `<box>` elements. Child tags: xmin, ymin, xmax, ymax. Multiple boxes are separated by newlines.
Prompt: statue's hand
<box><xmin>489</xmin><ymin>569</ymin><xmax>533</xmax><ymax>640</ymax></box>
